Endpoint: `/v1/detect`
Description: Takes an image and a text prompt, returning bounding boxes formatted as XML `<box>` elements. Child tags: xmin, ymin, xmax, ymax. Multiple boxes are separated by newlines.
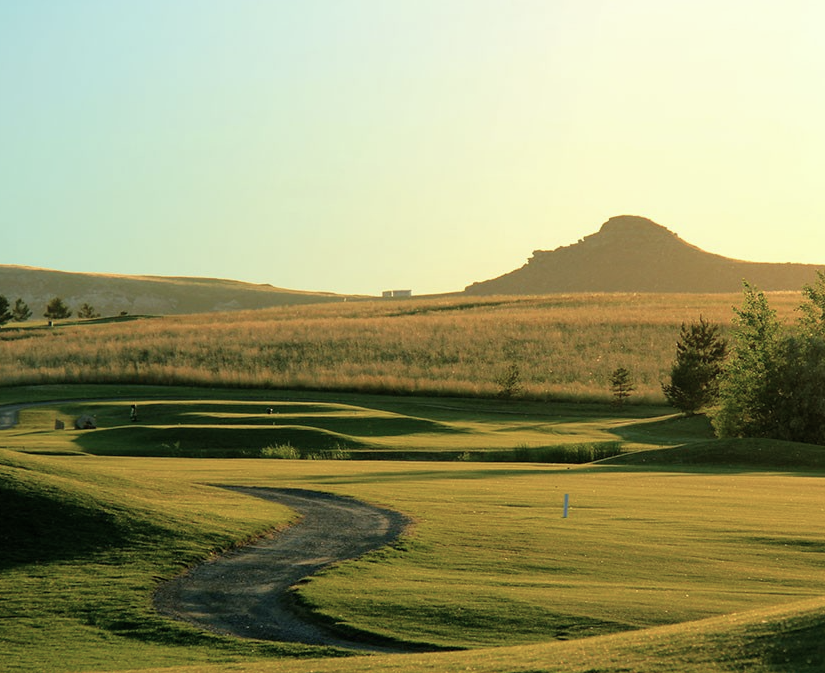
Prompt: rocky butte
<box><xmin>464</xmin><ymin>215</ymin><xmax>823</xmax><ymax>294</ymax></box>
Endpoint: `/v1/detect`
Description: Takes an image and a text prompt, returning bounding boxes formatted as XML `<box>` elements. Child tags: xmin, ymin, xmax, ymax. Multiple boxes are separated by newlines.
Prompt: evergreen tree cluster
<box><xmin>664</xmin><ymin>272</ymin><xmax>825</xmax><ymax>446</ymax></box>
<box><xmin>0</xmin><ymin>295</ymin><xmax>32</xmax><ymax>328</ymax></box>
<box><xmin>0</xmin><ymin>295</ymin><xmax>99</xmax><ymax>328</ymax></box>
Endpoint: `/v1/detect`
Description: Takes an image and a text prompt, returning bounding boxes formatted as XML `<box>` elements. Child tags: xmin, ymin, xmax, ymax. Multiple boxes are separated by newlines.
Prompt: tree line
<box><xmin>663</xmin><ymin>271</ymin><xmax>825</xmax><ymax>445</ymax></box>
<box><xmin>0</xmin><ymin>295</ymin><xmax>100</xmax><ymax>328</ymax></box>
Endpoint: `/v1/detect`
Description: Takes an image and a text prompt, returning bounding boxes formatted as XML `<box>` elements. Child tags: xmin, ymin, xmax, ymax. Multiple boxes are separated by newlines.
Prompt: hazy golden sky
<box><xmin>2</xmin><ymin>1</ymin><xmax>823</xmax><ymax>295</ymax></box>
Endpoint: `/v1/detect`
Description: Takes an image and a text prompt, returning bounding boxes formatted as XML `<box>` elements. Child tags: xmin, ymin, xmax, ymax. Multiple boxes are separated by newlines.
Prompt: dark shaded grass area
<box><xmin>73</xmin><ymin>425</ymin><xmax>369</xmax><ymax>457</ymax></box>
<box><xmin>602</xmin><ymin>437</ymin><xmax>825</xmax><ymax>472</ymax></box>
<box><xmin>0</xmin><ymin>471</ymin><xmax>136</xmax><ymax>569</ymax></box>
<box><xmin>465</xmin><ymin>442</ymin><xmax>623</xmax><ymax>464</ymax></box>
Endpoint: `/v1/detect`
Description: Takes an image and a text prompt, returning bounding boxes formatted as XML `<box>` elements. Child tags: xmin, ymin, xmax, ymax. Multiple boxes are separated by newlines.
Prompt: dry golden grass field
<box><xmin>0</xmin><ymin>292</ymin><xmax>805</xmax><ymax>402</ymax></box>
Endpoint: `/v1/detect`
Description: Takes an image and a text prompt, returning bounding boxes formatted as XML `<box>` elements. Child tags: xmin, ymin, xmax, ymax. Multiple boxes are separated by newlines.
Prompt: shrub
<box><xmin>260</xmin><ymin>444</ymin><xmax>301</xmax><ymax>459</ymax></box>
<box><xmin>78</xmin><ymin>303</ymin><xmax>100</xmax><ymax>320</ymax></box>
<box><xmin>495</xmin><ymin>362</ymin><xmax>523</xmax><ymax>399</ymax></box>
<box><xmin>465</xmin><ymin>442</ymin><xmax>623</xmax><ymax>464</ymax></box>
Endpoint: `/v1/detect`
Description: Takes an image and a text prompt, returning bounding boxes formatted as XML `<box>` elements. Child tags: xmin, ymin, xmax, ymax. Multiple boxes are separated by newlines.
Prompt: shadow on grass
<box><xmin>304</xmin><ymin>468</ymin><xmax>578</xmax><ymax>486</ymax></box>
<box><xmin>611</xmin><ymin>412</ymin><xmax>716</xmax><ymax>445</ymax></box>
<box><xmin>0</xmin><ymin>472</ymin><xmax>167</xmax><ymax>570</ymax></box>
<box><xmin>180</xmin><ymin>412</ymin><xmax>469</xmax><ymax>437</ymax></box>
<box><xmin>736</xmin><ymin>604</ymin><xmax>825</xmax><ymax>672</ymax></box>
<box><xmin>597</xmin><ymin>438</ymin><xmax>825</xmax><ymax>475</ymax></box>
<box><xmin>72</xmin><ymin>425</ymin><xmax>370</xmax><ymax>457</ymax></box>
<box><xmin>466</xmin><ymin>441</ymin><xmax>623</xmax><ymax>464</ymax></box>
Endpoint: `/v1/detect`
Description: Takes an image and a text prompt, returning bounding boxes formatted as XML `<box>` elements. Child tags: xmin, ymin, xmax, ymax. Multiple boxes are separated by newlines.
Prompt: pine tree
<box><xmin>78</xmin><ymin>303</ymin><xmax>100</xmax><ymax>319</ymax></box>
<box><xmin>609</xmin><ymin>367</ymin><xmax>634</xmax><ymax>406</ymax></box>
<box><xmin>44</xmin><ymin>296</ymin><xmax>72</xmax><ymax>321</ymax></box>
<box><xmin>0</xmin><ymin>295</ymin><xmax>11</xmax><ymax>328</ymax></box>
<box><xmin>662</xmin><ymin>316</ymin><xmax>727</xmax><ymax>414</ymax></box>
<box><xmin>12</xmin><ymin>298</ymin><xmax>32</xmax><ymax>322</ymax></box>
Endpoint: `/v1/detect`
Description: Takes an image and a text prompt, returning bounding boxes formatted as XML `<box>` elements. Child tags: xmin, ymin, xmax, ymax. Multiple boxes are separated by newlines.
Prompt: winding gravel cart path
<box><xmin>0</xmin><ymin>401</ymin><xmax>423</xmax><ymax>651</ymax></box>
<box><xmin>154</xmin><ymin>486</ymin><xmax>417</xmax><ymax>651</ymax></box>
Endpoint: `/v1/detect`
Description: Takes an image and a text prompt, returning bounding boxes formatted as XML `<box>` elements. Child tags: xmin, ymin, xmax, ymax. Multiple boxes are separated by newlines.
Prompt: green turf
<box><xmin>1</xmin><ymin>385</ymin><xmax>702</xmax><ymax>460</ymax></box>
<box><xmin>603</xmin><ymin>437</ymin><xmax>825</xmax><ymax>471</ymax></box>
<box><xmin>3</xmin><ymin>386</ymin><xmax>825</xmax><ymax>672</ymax></box>
<box><xmin>0</xmin><ymin>451</ymin><xmax>351</xmax><ymax>672</ymax></box>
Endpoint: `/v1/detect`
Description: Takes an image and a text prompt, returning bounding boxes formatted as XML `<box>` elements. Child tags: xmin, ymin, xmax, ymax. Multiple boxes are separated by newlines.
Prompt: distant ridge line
<box><xmin>0</xmin><ymin>265</ymin><xmax>352</xmax><ymax>317</ymax></box>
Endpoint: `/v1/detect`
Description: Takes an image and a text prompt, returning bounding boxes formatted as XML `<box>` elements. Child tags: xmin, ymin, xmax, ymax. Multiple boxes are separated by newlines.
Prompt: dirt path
<box><xmin>0</xmin><ymin>405</ymin><xmax>19</xmax><ymax>429</ymax></box>
<box><xmin>2</xmin><ymin>402</ymin><xmax>425</xmax><ymax>651</ymax></box>
<box><xmin>0</xmin><ymin>399</ymin><xmax>125</xmax><ymax>430</ymax></box>
<box><xmin>0</xmin><ymin>402</ymin><xmax>42</xmax><ymax>429</ymax></box>
<box><xmin>153</xmin><ymin>487</ymin><xmax>419</xmax><ymax>651</ymax></box>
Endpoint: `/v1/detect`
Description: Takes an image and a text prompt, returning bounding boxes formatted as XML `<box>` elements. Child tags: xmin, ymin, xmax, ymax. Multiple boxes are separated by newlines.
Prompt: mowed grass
<box><xmin>3</xmin><ymin>394</ymin><xmax>825</xmax><ymax>672</ymax></box>
<box><xmin>1</xmin><ymin>386</ymin><xmax>707</xmax><ymax>461</ymax></box>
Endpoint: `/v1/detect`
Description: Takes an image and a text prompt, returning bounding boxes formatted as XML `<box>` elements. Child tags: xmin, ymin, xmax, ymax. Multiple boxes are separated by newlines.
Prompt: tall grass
<box><xmin>1</xmin><ymin>292</ymin><xmax>804</xmax><ymax>402</ymax></box>
<box><xmin>463</xmin><ymin>441</ymin><xmax>624</xmax><ymax>463</ymax></box>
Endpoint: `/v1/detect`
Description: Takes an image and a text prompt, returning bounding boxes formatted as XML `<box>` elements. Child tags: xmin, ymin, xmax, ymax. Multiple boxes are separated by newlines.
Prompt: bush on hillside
<box><xmin>713</xmin><ymin>276</ymin><xmax>825</xmax><ymax>445</ymax></box>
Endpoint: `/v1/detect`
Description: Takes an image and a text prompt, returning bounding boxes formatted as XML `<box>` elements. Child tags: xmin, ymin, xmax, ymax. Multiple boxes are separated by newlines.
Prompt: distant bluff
<box><xmin>464</xmin><ymin>215</ymin><xmax>823</xmax><ymax>294</ymax></box>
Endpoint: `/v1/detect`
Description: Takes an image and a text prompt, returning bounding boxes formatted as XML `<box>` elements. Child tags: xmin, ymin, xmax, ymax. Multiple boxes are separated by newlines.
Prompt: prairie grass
<box><xmin>0</xmin><ymin>292</ymin><xmax>805</xmax><ymax>402</ymax></box>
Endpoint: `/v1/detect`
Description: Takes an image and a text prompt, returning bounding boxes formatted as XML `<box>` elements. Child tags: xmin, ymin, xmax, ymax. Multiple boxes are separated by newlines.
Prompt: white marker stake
<box><xmin>563</xmin><ymin>493</ymin><xmax>569</xmax><ymax>518</ymax></box>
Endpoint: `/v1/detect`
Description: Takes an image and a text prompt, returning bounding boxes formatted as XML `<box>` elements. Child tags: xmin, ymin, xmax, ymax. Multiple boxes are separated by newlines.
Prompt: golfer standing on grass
<box><xmin>130</xmin><ymin>404</ymin><xmax>138</xmax><ymax>422</ymax></box>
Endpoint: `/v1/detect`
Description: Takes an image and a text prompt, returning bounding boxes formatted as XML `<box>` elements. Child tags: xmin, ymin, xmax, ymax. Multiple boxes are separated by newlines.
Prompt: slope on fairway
<box><xmin>12</xmin><ymin>395</ymin><xmax>684</xmax><ymax>460</ymax></box>
<box><xmin>602</xmin><ymin>437</ymin><xmax>825</xmax><ymax>471</ymax></box>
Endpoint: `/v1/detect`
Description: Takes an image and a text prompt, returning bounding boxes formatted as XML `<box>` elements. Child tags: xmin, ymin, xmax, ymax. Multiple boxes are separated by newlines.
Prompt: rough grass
<box><xmin>0</xmin><ymin>292</ymin><xmax>806</xmax><ymax>402</ymax></box>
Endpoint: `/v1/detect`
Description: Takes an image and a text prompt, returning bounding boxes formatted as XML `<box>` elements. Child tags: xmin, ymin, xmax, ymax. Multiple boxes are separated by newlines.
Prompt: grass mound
<box><xmin>602</xmin><ymin>437</ymin><xmax>825</xmax><ymax>470</ymax></box>
<box><xmin>0</xmin><ymin>464</ymin><xmax>135</xmax><ymax>569</ymax></box>
<box><xmin>0</xmin><ymin>451</ymin><xmax>342</xmax><ymax>671</ymax></box>
<box><xmin>73</xmin><ymin>425</ymin><xmax>366</xmax><ymax>457</ymax></box>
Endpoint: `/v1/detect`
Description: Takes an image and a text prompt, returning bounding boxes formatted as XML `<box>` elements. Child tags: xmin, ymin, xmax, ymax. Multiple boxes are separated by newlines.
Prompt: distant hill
<box><xmin>0</xmin><ymin>266</ymin><xmax>354</xmax><ymax>317</ymax></box>
<box><xmin>465</xmin><ymin>215</ymin><xmax>823</xmax><ymax>294</ymax></box>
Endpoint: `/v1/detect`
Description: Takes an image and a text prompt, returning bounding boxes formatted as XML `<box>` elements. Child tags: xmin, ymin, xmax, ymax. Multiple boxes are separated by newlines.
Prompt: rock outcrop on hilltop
<box><xmin>464</xmin><ymin>215</ymin><xmax>822</xmax><ymax>294</ymax></box>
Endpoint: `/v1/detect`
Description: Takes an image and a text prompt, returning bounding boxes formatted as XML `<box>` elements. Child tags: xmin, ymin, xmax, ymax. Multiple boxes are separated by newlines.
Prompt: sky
<box><xmin>2</xmin><ymin>1</ymin><xmax>824</xmax><ymax>296</ymax></box>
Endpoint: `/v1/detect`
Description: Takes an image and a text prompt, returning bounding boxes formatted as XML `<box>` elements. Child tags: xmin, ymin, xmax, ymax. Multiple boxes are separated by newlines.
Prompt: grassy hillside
<box><xmin>0</xmin><ymin>264</ymin><xmax>353</xmax><ymax>317</ymax></box>
<box><xmin>0</xmin><ymin>292</ymin><xmax>806</xmax><ymax>402</ymax></box>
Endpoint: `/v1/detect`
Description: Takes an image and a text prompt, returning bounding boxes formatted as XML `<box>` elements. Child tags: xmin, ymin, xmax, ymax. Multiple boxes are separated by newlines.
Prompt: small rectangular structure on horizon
<box><xmin>382</xmin><ymin>289</ymin><xmax>412</xmax><ymax>298</ymax></box>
